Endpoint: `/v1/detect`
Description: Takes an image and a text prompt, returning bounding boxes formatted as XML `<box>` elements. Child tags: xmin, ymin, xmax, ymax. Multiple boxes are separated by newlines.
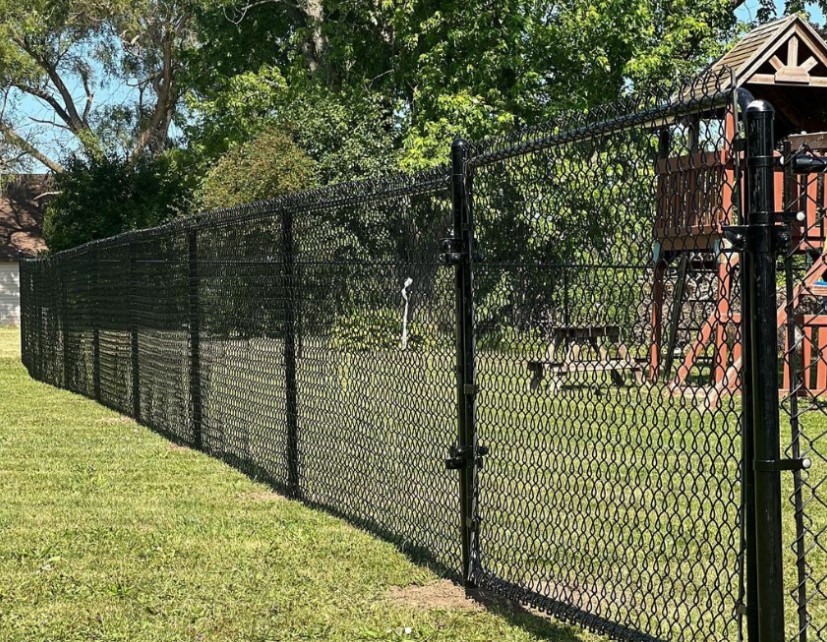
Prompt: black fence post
<box><xmin>129</xmin><ymin>240</ymin><xmax>140</xmax><ymax>422</ymax></box>
<box><xmin>739</xmin><ymin>129</ymin><xmax>759</xmax><ymax>642</ymax></box>
<box><xmin>188</xmin><ymin>230</ymin><xmax>202</xmax><ymax>450</ymax></box>
<box><xmin>92</xmin><ymin>249</ymin><xmax>101</xmax><ymax>401</ymax></box>
<box><xmin>61</xmin><ymin>257</ymin><xmax>70</xmax><ymax>390</ymax></box>
<box><xmin>742</xmin><ymin>99</ymin><xmax>785</xmax><ymax>642</ymax></box>
<box><xmin>282</xmin><ymin>209</ymin><xmax>300</xmax><ymax>498</ymax></box>
<box><xmin>19</xmin><ymin>260</ymin><xmax>28</xmax><ymax>370</ymax></box>
<box><xmin>447</xmin><ymin>138</ymin><xmax>480</xmax><ymax>588</ymax></box>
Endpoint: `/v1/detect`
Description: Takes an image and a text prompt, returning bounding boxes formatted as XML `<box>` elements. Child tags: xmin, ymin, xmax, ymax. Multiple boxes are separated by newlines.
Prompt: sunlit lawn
<box><xmin>0</xmin><ymin>327</ymin><xmax>601</xmax><ymax>642</ymax></box>
<box><xmin>7</xmin><ymin>320</ymin><xmax>827</xmax><ymax>642</ymax></box>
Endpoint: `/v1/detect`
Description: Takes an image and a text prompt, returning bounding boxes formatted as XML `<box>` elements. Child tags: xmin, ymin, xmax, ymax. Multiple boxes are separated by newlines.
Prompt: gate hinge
<box><xmin>440</xmin><ymin>238</ymin><xmax>482</xmax><ymax>265</ymax></box>
<box><xmin>754</xmin><ymin>457</ymin><xmax>811</xmax><ymax>472</ymax></box>
<box><xmin>440</xmin><ymin>238</ymin><xmax>464</xmax><ymax>265</ymax></box>
<box><xmin>445</xmin><ymin>444</ymin><xmax>489</xmax><ymax>470</ymax></box>
<box><xmin>732</xmin><ymin>137</ymin><xmax>747</xmax><ymax>153</ymax></box>
<box><xmin>722</xmin><ymin>224</ymin><xmax>790</xmax><ymax>253</ymax></box>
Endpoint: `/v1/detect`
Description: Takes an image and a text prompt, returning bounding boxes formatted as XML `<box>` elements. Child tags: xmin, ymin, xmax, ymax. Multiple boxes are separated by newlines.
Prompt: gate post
<box><xmin>445</xmin><ymin>138</ymin><xmax>482</xmax><ymax>588</ymax></box>
<box><xmin>742</xmin><ymin>99</ymin><xmax>785</xmax><ymax>642</ymax></box>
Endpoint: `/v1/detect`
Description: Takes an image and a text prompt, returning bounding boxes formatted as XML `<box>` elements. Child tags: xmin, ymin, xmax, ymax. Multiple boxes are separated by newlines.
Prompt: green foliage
<box><xmin>278</xmin><ymin>89</ymin><xmax>398</xmax><ymax>184</ymax></box>
<box><xmin>193</xmin><ymin>129</ymin><xmax>317</xmax><ymax>211</ymax></box>
<box><xmin>184</xmin><ymin>0</ymin><xmax>743</xmax><ymax>177</ymax></box>
<box><xmin>43</xmin><ymin>154</ymin><xmax>191</xmax><ymax>252</ymax></box>
<box><xmin>332</xmin><ymin>308</ymin><xmax>444</xmax><ymax>352</ymax></box>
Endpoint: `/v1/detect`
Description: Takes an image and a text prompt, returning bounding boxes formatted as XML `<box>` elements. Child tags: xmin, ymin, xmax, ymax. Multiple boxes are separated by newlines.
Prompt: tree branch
<box><xmin>0</xmin><ymin>124</ymin><xmax>63</xmax><ymax>173</ymax></box>
<box><xmin>16</xmin><ymin>83</ymin><xmax>74</xmax><ymax>127</ymax></box>
<box><xmin>131</xmin><ymin>14</ymin><xmax>185</xmax><ymax>158</ymax></box>
<box><xmin>28</xmin><ymin>115</ymin><xmax>72</xmax><ymax>132</ymax></box>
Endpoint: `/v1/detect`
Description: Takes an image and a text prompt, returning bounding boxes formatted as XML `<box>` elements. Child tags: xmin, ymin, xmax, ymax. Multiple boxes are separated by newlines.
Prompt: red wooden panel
<box><xmin>816</xmin><ymin>325</ymin><xmax>827</xmax><ymax>394</ymax></box>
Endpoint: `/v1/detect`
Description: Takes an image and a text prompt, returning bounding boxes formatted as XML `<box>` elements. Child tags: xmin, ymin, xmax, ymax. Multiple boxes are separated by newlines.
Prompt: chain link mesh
<box><xmin>781</xmin><ymin>142</ymin><xmax>827</xmax><ymax>642</ymax></box>
<box><xmin>21</xmin><ymin>169</ymin><xmax>461</xmax><ymax>576</ymax></box>
<box><xmin>16</xmin><ymin>68</ymin><xmax>776</xmax><ymax>642</ymax></box>
<box><xmin>466</xmin><ymin>69</ymin><xmax>745</xmax><ymax>641</ymax></box>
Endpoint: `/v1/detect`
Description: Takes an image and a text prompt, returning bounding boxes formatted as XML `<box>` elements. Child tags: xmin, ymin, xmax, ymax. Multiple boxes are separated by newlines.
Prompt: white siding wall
<box><xmin>0</xmin><ymin>262</ymin><xmax>20</xmax><ymax>326</ymax></box>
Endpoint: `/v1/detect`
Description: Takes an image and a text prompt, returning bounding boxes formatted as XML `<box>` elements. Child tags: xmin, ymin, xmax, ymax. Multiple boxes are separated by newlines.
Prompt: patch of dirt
<box><xmin>167</xmin><ymin>442</ymin><xmax>190</xmax><ymax>452</ymax></box>
<box><xmin>238</xmin><ymin>490</ymin><xmax>286</xmax><ymax>503</ymax></box>
<box><xmin>387</xmin><ymin>580</ymin><xmax>483</xmax><ymax>611</ymax></box>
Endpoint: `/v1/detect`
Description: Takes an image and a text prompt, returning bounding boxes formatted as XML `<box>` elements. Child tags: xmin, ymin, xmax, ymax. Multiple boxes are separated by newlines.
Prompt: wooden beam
<box><xmin>663</xmin><ymin>254</ymin><xmax>689</xmax><ymax>382</ymax></box>
<box><xmin>802</xmin><ymin>56</ymin><xmax>819</xmax><ymax>72</ymax></box>
<box><xmin>751</xmin><ymin>73</ymin><xmax>782</xmax><ymax>84</ymax></box>
<box><xmin>787</xmin><ymin>131</ymin><xmax>827</xmax><ymax>150</ymax></box>
<box><xmin>770</xmin><ymin>55</ymin><xmax>785</xmax><ymax>71</ymax></box>
<box><xmin>750</xmin><ymin>72</ymin><xmax>827</xmax><ymax>86</ymax></box>
<box><xmin>789</xmin><ymin>35</ymin><xmax>800</xmax><ymax>67</ymax></box>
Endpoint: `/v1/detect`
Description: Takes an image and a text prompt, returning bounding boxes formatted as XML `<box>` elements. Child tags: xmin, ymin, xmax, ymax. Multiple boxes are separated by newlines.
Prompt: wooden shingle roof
<box><xmin>706</xmin><ymin>15</ymin><xmax>827</xmax><ymax>89</ymax></box>
<box><xmin>0</xmin><ymin>175</ymin><xmax>48</xmax><ymax>262</ymax></box>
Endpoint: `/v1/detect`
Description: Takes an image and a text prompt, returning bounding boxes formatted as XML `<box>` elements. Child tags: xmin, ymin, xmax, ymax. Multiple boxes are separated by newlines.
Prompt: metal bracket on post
<box><xmin>445</xmin><ymin>444</ymin><xmax>488</xmax><ymax>470</ymax></box>
<box><xmin>755</xmin><ymin>458</ymin><xmax>811</xmax><ymax>472</ymax></box>
<box><xmin>723</xmin><ymin>224</ymin><xmax>791</xmax><ymax>254</ymax></box>
<box><xmin>441</xmin><ymin>237</ymin><xmax>464</xmax><ymax>266</ymax></box>
<box><xmin>440</xmin><ymin>237</ymin><xmax>482</xmax><ymax>266</ymax></box>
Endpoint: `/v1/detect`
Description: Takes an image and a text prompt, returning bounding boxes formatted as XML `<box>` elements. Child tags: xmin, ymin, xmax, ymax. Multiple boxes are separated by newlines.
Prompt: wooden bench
<box><xmin>527</xmin><ymin>325</ymin><xmax>645</xmax><ymax>392</ymax></box>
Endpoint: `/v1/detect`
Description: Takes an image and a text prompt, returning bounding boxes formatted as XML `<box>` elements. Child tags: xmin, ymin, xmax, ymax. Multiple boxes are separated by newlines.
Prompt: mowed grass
<box><xmin>0</xmin><ymin>328</ymin><xmax>602</xmax><ymax>642</ymax></box>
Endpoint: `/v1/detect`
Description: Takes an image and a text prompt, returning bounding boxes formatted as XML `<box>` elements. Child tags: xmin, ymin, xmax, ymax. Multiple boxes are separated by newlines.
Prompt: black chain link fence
<box><xmin>781</xmin><ymin>141</ymin><xmax>827</xmax><ymax>642</ymax></box>
<box><xmin>465</xmin><ymin>70</ymin><xmax>746</xmax><ymax>641</ymax></box>
<box><xmin>20</xmin><ymin>68</ymin><xmax>812</xmax><ymax>641</ymax></box>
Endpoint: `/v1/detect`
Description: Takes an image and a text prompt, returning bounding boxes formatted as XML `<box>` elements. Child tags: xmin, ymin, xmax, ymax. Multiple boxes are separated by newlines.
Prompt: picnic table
<box><xmin>527</xmin><ymin>325</ymin><xmax>645</xmax><ymax>392</ymax></box>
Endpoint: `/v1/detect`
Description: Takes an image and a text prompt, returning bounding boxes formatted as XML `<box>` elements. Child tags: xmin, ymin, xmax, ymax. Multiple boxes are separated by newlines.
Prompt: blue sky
<box><xmin>14</xmin><ymin>0</ymin><xmax>827</xmax><ymax>172</ymax></box>
<box><xmin>737</xmin><ymin>0</ymin><xmax>825</xmax><ymax>24</ymax></box>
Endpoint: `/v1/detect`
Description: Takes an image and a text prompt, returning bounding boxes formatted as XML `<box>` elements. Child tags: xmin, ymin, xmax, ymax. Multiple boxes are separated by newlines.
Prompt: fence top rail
<box><xmin>468</xmin><ymin>67</ymin><xmax>741</xmax><ymax>167</ymax></box>
<box><xmin>21</xmin><ymin>67</ymin><xmax>743</xmax><ymax>267</ymax></box>
<box><xmin>22</xmin><ymin>165</ymin><xmax>452</xmax><ymax>264</ymax></box>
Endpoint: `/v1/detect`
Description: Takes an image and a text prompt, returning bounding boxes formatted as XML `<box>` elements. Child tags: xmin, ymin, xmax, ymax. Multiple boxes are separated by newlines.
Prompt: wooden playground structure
<box><xmin>648</xmin><ymin>15</ymin><xmax>827</xmax><ymax>399</ymax></box>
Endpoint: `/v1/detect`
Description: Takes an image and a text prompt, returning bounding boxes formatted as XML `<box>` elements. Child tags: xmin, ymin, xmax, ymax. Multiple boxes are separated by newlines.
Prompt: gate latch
<box><xmin>445</xmin><ymin>444</ymin><xmax>489</xmax><ymax>470</ymax></box>
<box><xmin>754</xmin><ymin>458</ymin><xmax>811</xmax><ymax>472</ymax></box>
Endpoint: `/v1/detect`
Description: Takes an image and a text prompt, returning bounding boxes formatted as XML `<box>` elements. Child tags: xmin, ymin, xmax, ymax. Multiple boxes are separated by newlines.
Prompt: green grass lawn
<box><xmin>11</xmin><ymin>319</ymin><xmax>827</xmax><ymax>642</ymax></box>
<box><xmin>0</xmin><ymin>327</ymin><xmax>602</xmax><ymax>642</ymax></box>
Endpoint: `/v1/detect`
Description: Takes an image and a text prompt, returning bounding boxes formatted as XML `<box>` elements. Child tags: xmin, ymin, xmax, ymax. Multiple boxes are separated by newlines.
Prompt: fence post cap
<box><xmin>746</xmin><ymin>99</ymin><xmax>774</xmax><ymax>115</ymax></box>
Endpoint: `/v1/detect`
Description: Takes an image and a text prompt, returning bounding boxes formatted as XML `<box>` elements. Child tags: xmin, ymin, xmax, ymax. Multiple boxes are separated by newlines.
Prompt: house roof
<box><xmin>0</xmin><ymin>175</ymin><xmax>49</xmax><ymax>262</ymax></box>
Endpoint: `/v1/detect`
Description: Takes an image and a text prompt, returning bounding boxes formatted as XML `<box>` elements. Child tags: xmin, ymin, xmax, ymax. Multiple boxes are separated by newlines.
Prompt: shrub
<box><xmin>44</xmin><ymin>154</ymin><xmax>190</xmax><ymax>253</ymax></box>
<box><xmin>331</xmin><ymin>308</ymin><xmax>445</xmax><ymax>352</ymax></box>
<box><xmin>193</xmin><ymin>129</ymin><xmax>316</xmax><ymax>211</ymax></box>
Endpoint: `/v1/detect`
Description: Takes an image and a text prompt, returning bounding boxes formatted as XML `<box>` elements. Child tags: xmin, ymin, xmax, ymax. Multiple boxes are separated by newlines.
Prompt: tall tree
<box><xmin>183</xmin><ymin>0</ymin><xmax>747</xmax><ymax>176</ymax></box>
<box><xmin>0</xmin><ymin>0</ymin><xmax>203</xmax><ymax>172</ymax></box>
